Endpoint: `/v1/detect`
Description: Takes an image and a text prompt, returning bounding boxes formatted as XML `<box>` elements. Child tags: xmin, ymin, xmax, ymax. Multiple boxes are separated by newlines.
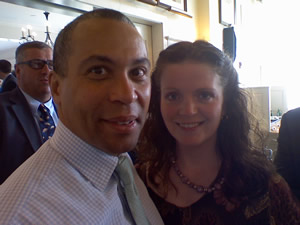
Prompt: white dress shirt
<box><xmin>0</xmin><ymin>122</ymin><xmax>163</xmax><ymax>225</ymax></box>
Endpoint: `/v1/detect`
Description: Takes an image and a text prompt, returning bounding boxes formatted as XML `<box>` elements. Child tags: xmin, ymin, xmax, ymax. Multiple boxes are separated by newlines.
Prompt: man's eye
<box><xmin>31</xmin><ymin>62</ymin><xmax>43</xmax><ymax>68</ymax></box>
<box><xmin>90</xmin><ymin>67</ymin><xmax>107</xmax><ymax>75</ymax></box>
<box><xmin>130</xmin><ymin>68</ymin><xmax>147</xmax><ymax>79</ymax></box>
<box><xmin>86</xmin><ymin>66</ymin><xmax>109</xmax><ymax>80</ymax></box>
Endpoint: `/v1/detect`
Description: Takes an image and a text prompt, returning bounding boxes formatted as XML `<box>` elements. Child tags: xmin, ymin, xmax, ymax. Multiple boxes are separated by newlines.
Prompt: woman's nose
<box><xmin>179</xmin><ymin>97</ymin><xmax>198</xmax><ymax>115</ymax></box>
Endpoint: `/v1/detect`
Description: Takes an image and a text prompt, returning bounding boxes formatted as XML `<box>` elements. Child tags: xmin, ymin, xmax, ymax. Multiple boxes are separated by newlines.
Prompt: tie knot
<box><xmin>38</xmin><ymin>104</ymin><xmax>52</xmax><ymax>122</ymax></box>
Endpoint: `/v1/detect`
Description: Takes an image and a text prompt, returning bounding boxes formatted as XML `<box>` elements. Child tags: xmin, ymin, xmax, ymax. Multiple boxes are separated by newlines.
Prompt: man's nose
<box><xmin>41</xmin><ymin>63</ymin><xmax>51</xmax><ymax>73</ymax></box>
<box><xmin>109</xmin><ymin>74</ymin><xmax>138</xmax><ymax>104</ymax></box>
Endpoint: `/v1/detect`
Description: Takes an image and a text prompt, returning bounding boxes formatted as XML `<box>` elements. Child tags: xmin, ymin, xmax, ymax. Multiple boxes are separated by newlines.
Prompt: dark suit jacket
<box><xmin>0</xmin><ymin>87</ymin><xmax>43</xmax><ymax>184</ymax></box>
<box><xmin>274</xmin><ymin>107</ymin><xmax>300</xmax><ymax>200</ymax></box>
<box><xmin>0</xmin><ymin>73</ymin><xmax>17</xmax><ymax>93</ymax></box>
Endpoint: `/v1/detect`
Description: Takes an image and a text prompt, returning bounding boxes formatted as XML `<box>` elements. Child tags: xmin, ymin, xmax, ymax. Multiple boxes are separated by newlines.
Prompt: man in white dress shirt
<box><xmin>0</xmin><ymin>8</ymin><xmax>163</xmax><ymax>225</ymax></box>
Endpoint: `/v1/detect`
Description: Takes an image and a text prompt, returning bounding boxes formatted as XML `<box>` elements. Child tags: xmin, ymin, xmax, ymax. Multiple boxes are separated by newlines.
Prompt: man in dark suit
<box><xmin>274</xmin><ymin>107</ymin><xmax>300</xmax><ymax>200</ymax></box>
<box><xmin>0</xmin><ymin>41</ymin><xmax>58</xmax><ymax>184</ymax></box>
<box><xmin>0</xmin><ymin>71</ymin><xmax>17</xmax><ymax>93</ymax></box>
<box><xmin>0</xmin><ymin>59</ymin><xmax>11</xmax><ymax>85</ymax></box>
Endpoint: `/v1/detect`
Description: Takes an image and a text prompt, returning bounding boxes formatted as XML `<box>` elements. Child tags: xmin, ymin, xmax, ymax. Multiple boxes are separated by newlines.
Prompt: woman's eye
<box><xmin>165</xmin><ymin>92</ymin><xmax>180</xmax><ymax>101</ymax></box>
<box><xmin>197</xmin><ymin>91</ymin><xmax>215</xmax><ymax>102</ymax></box>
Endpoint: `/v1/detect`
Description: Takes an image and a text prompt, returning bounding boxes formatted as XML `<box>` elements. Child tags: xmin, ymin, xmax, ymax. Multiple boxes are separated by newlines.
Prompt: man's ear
<box><xmin>49</xmin><ymin>70</ymin><xmax>61</xmax><ymax>106</ymax></box>
<box><xmin>14</xmin><ymin>64</ymin><xmax>21</xmax><ymax>80</ymax></box>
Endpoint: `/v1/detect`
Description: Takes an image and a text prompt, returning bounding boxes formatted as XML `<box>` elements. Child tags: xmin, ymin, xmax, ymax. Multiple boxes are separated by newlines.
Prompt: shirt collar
<box><xmin>20</xmin><ymin>88</ymin><xmax>53</xmax><ymax>114</ymax></box>
<box><xmin>50</xmin><ymin>121</ymin><xmax>123</xmax><ymax>192</ymax></box>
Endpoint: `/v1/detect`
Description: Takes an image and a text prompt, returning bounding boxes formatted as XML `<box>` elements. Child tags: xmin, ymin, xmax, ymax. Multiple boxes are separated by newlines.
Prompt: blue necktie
<box><xmin>38</xmin><ymin>104</ymin><xmax>55</xmax><ymax>142</ymax></box>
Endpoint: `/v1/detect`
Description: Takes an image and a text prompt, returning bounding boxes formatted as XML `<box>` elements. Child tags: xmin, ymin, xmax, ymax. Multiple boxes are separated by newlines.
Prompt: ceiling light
<box><xmin>19</xmin><ymin>11</ymin><xmax>54</xmax><ymax>47</ymax></box>
<box><xmin>44</xmin><ymin>11</ymin><xmax>53</xmax><ymax>47</ymax></box>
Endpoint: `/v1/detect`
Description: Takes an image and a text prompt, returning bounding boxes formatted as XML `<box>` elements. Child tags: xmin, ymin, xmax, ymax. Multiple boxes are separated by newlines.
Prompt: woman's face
<box><xmin>160</xmin><ymin>61</ymin><xmax>224</xmax><ymax>148</ymax></box>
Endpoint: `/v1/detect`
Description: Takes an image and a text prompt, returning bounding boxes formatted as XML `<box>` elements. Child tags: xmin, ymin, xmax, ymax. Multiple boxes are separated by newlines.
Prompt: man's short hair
<box><xmin>53</xmin><ymin>8</ymin><xmax>136</xmax><ymax>77</ymax></box>
<box><xmin>0</xmin><ymin>60</ymin><xmax>11</xmax><ymax>74</ymax></box>
<box><xmin>15</xmin><ymin>41</ymin><xmax>52</xmax><ymax>63</ymax></box>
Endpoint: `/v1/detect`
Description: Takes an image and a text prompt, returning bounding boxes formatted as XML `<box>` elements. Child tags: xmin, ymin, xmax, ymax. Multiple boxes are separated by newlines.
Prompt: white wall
<box><xmin>78</xmin><ymin>0</ymin><xmax>199</xmax><ymax>62</ymax></box>
<box><xmin>0</xmin><ymin>0</ymin><xmax>202</xmax><ymax>67</ymax></box>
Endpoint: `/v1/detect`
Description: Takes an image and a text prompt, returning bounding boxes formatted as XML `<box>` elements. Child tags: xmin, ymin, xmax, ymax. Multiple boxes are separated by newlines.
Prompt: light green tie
<box><xmin>115</xmin><ymin>156</ymin><xmax>150</xmax><ymax>225</ymax></box>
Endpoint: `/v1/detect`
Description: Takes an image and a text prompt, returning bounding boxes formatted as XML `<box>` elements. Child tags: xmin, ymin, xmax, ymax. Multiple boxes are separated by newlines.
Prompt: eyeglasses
<box><xmin>17</xmin><ymin>59</ymin><xmax>53</xmax><ymax>70</ymax></box>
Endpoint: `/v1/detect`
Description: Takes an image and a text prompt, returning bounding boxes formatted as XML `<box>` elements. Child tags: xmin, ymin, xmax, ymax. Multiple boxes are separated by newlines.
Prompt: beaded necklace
<box><xmin>171</xmin><ymin>158</ymin><xmax>225</xmax><ymax>194</ymax></box>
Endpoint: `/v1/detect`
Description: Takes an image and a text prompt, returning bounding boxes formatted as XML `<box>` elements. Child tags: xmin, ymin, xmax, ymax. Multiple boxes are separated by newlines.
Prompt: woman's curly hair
<box><xmin>137</xmin><ymin>40</ymin><xmax>275</xmax><ymax>200</ymax></box>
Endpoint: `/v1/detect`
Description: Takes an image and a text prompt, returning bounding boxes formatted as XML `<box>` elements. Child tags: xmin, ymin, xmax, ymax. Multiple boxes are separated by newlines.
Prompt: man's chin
<box><xmin>98</xmin><ymin>142</ymin><xmax>137</xmax><ymax>156</ymax></box>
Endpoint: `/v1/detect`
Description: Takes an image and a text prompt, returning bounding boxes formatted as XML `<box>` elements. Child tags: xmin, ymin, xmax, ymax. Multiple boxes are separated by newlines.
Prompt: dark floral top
<box><xmin>140</xmin><ymin>173</ymin><xmax>300</xmax><ymax>225</ymax></box>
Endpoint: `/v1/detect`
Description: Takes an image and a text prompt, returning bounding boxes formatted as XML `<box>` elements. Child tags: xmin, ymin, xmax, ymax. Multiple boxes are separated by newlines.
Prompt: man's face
<box><xmin>15</xmin><ymin>48</ymin><xmax>53</xmax><ymax>103</ymax></box>
<box><xmin>51</xmin><ymin>18</ymin><xmax>151</xmax><ymax>155</ymax></box>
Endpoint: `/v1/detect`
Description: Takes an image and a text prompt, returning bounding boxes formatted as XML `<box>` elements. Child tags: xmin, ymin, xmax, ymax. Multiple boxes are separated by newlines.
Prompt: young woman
<box><xmin>136</xmin><ymin>40</ymin><xmax>300</xmax><ymax>225</ymax></box>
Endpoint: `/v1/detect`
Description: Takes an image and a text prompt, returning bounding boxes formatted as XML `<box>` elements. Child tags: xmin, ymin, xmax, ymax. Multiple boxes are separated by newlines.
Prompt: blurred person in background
<box><xmin>0</xmin><ymin>59</ymin><xmax>12</xmax><ymax>88</ymax></box>
<box><xmin>0</xmin><ymin>41</ymin><xmax>57</xmax><ymax>184</ymax></box>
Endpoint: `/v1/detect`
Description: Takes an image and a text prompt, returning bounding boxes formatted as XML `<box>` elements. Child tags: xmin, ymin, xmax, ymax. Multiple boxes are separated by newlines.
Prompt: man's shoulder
<box><xmin>280</xmin><ymin>108</ymin><xmax>300</xmax><ymax>130</ymax></box>
<box><xmin>283</xmin><ymin>107</ymin><xmax>300</xmax><ymax>119</ymax></box>
<box><xmin>0</xmin><ymin>87</ymin><xmax>28</xmax><ymax>110</ymax></box>
<box><xmin>0</xmin><ymin>143</ymin><xmax>128</xmax><ymax>225</ymax></box>
<box><xmin>1</xmin><ymin>74</ymin><xmax>17</xmax><ymax>93</ymax></box>
<box><xmin>0</xmin><ymin>157</ymin><xmax>45</xmax><ymax>223</ymax></box>
<box><xmin>0</xmin><ymin>87</ymin><xmax>20</xmax><ymax>102</ymax></box>
<box><xmin>0</xmin><ymin>144</ymin><xmax>61</xmax><ymax>221</ymax></box>
<box><xmin>0</xmin><ymin>91</ymin><xmax>15</xmax><ymax>113</ymax></box>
